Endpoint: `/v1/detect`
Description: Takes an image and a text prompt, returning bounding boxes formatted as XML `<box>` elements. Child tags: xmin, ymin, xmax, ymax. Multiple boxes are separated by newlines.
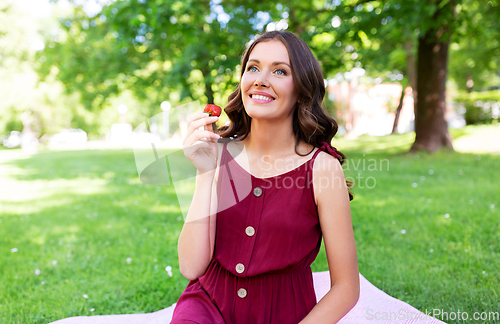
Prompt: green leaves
<box><xmin>32</xmin><ymin>0</ymin><xmax>500</xmax><ymax>139</ymax></box>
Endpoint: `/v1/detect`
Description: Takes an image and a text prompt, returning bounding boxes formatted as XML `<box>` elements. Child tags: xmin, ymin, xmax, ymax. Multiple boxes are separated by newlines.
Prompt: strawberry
<box><xmin>203</xmin><ymin>104</ymin><xmax>222</xmax><ymax>117</ymax></box>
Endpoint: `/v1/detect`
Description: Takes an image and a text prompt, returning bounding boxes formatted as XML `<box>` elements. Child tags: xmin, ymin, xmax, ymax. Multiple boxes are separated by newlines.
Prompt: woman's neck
<box><xmin>243</xmin><ymin>117</ymin><xmax>298</xmax><ymax>158</ymax></box>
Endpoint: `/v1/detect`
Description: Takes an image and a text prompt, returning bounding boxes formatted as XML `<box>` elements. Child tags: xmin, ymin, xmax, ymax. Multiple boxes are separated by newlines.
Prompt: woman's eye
<box><xmin>275</xmin><ymin>69</ymin><xmax>287</xmax><ymax>76</ymax></box>
<box><xmin>247</xmin><ymin>66</ymin><xmax>258</xmax><ymax>72</ymax></box>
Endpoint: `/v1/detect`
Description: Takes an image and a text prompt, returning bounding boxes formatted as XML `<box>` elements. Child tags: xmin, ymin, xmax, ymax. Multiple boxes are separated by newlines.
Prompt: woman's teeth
<box><xmin>252</xmin><ymin>95</ymin><xmax>274</xmax><ymax>101</ymax></box>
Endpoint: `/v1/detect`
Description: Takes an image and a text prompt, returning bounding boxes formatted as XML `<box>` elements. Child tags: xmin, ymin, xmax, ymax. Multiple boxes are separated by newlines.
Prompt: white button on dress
<box><xmin>245</xmin><ymin>226</ymin><xmax>255</xmax><ymax>236</ymax></box>
<box><xmin>237</xmin><ymin>288</ymin><xmax>247</xmax><ymax>298</ymax></box>
<box><xmin>235</xmin><ymin>263</ymin><xmax>245</xmax><ymax>273</ymax></box>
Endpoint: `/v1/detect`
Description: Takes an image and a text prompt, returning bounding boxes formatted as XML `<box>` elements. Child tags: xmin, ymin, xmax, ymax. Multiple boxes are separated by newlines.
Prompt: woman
<box><xmin>50</xmin><ymin>31</ymin><xmax>444</xmax><ymax>324</ymax></box>
<box><xmin>173</xmin><ymin>30</ymin><xmax>359</xmax><ymax>324</ymax></box>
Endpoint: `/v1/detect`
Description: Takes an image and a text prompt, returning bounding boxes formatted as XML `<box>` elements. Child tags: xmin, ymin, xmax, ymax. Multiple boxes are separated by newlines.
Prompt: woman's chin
<box><xmin>246</xmin><ymin>111</ymin><xmax>271</xmax><ymax>120</ymax></box>
<box><xmin>244</xmin><ymin>106</ymin><xmax>274</xmax><ymax>119</ymax></box>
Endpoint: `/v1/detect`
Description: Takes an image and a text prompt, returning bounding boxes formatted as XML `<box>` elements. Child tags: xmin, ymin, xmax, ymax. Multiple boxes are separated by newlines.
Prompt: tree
<box><xmin>279</xmin><ymin>0</ymin><xmax>499</xmax><ymax>152</ymax></box>
<box><xmin>410</xmin><ymin>1</ymin><xmax>454</xmax><ymax>151</ymax></box>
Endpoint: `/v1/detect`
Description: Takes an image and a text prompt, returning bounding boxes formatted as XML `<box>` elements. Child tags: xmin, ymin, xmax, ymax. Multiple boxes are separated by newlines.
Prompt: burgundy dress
<box><xmin>171</xmin><ymin>140</ymin><xmax>333</xmax><ymax>324</ymax></box>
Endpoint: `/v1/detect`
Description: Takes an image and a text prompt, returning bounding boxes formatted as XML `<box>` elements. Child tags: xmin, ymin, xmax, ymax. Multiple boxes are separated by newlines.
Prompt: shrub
<box><xmin>455</xmin><ymin>90</ymin><xmax>500</xmax><ymax>125</ymax></box>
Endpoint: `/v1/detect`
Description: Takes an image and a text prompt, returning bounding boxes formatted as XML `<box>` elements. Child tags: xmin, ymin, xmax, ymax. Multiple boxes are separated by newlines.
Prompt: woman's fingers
<box><xmin>184</xmin><ymin>140</ymin><xmax>211</xmax><ymax>153</ymax></box>
<box><xmin>187</xmin><ymin>113</ymin><xmax>217</xmax><ymax>130</ymax></box>
<box><xmin>182</xmin><ymin>141</ymin><xmax>212</xmax><ymax>163</ymax></box>
<box><xmin>205</xmin><ymin>120</ymin><xmax>213</xmax><ymax>134</ymax></box>
<box><xmin>184</xmin><ymin>129</ymin><xmax>220</xmax><ymax>147</ymax></box>
<box><xmin>183</xmin><ymin>136</ymin><xmax>217</xmax><ymax>159</ymax></box>
<box><xmin>187</xmin><ymin>112</ymin><xmax>209</xmax><ymax>125</ymax></box>
<box><xmin>186</xmin><ymin>116</ymin><xmax>219</xmax><ymax>138</ymax></box>
<box><xmin>194</xmin><ymin>129</ymin><xmax>220</xmax><ymax>140</ymax></box>
<box><xmin>182</xmin><ymin>112</ymin><xmax>220</xmax><ymax>173</ymax></box>
<box><xmin>183</xmin><ymin>114</ymin><xmax>219</xmax><ymax>146</ymax></box>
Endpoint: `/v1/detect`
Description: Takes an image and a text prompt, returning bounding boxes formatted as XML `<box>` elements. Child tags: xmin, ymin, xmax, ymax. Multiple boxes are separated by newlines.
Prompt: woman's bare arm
<box><xmin>299</xmin><ymin>151</ymin><xmax>360</xmax><ymax>324</ymax></box>
<box><xmin>177</xmin><ymin>168</ymin><xmax>218</xmax><ymax>280</ymax></box>
<box><xmin>177</xmin><ymin>142</ymin><xmax>222</xmax><ymax>280</ymax></box>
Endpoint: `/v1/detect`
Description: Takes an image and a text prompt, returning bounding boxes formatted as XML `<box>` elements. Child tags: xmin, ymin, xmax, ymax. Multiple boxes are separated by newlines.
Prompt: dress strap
<box><xmin>222</xmin><ymin>138</ymin><xmax>229</xmax><ymax>156</ymax></box>
<box><xmin>219</xmin><ymin>138</ymin><xmax>240</xmax><ymax>203</ymax></box>
<box><xmin>220</xmin><ymin>138</ymin><xmax>233</xmax><ymax>163</ymax></box>
<box><xmin>310</xmin><ymin>147</ymin><xmax>321</xmax><ymax>161</ymax></box>
<box><xmin>220</xmin><ymin>138</ymin><xmax>237</xmax><ymax>172</ymax></box>
<box><xmin>309</xmin><ymin>141</ymin><xmax>340</xmax><ymax>163</ymax></box>
<box><xmin>306</xmin><ymin>142</ymin><xmax>342</xmax><ymax>206</ymax></box>
<box><xmin>318</xmin><ymin>141</ymin><xmax>340</xmax><ymax>159</ymax></box>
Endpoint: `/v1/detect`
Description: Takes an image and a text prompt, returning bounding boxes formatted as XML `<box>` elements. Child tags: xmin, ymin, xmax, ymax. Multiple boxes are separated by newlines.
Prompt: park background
<box><xmin>0</xmin><ymin>0</ymin><xmax>499</xmax><ymax>323</ymax></box>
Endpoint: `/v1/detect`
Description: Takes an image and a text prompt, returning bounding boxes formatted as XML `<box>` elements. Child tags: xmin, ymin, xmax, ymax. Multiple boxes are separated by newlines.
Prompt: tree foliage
<box><xmin>35</xmin><ymin>0</ymin><xmax>500</xmax><ymax>149</ymax></box>
<box><xmin>38</xmin><ymin>0</ymin><xmax>275</xmax><ymax>113</ymax></box>
<box><xmin>448</xmin><ymin>1</ymin><xmax>500</xmax><ymax>91</ymax></box>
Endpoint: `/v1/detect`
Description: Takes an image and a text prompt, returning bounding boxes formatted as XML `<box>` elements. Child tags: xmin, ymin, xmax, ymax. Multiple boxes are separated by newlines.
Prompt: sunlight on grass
<box><xmin>0</xmin><ymin>178</ymin><xmax>110</xmax><ymax>215</ymax></box>
<box><xmin>332</xmin><ymin>124</ymin><xmax>500</xmax><ymax>155</ymax></box>
<box><xmin>333</xmin><ymin>132</ymin><xmax>415</xmax><ymax>154</ymax></box>
<box><xmin>150</xmin><ymin>204</ymin><xmax>182</xmax><ymax>214</ymax></box>
<box><xmin>452</xmin><ymin>124</ymin><xmax>500</xmax><ymax>154</ymax></box>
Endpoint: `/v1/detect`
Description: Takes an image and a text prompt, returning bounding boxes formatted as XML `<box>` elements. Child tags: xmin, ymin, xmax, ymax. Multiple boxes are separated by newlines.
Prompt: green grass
<box><xmin>1</xmin><ymin>127</ymin><xmax>499</xmax><ymax>324</ymax></box>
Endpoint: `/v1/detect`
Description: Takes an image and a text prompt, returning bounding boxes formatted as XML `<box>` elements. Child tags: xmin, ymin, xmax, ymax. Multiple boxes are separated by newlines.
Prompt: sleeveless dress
<box><xmin>170</xmin><ymin>140</ymin><xmax>333</xmax><ymax>324</ymax></box>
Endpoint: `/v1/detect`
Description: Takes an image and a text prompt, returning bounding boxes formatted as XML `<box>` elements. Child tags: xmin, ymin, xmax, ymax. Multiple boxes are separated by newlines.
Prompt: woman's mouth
<box><xmin>250</xmin><ymin>94</ymin><xmax>275</xmax><ymax>102</ymax></box>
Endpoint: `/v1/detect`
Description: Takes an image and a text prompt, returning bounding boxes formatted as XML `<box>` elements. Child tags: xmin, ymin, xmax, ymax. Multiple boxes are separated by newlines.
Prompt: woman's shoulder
<box><xmin>312</xmin><ymin>148</ymin><xmax>343</xmax><ymax>173</ymax></box>
<box><xmin>311</xmin><ymin>144</ymin><xmax>344</xmax><ymax>187</ymax></box>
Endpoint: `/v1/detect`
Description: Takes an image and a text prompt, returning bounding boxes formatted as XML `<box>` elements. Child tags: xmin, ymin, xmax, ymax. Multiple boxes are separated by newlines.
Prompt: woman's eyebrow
<box><xmin>248</xmin><ymin>58</ymin><xmax>291</xmax><ymax>68</ymax></box>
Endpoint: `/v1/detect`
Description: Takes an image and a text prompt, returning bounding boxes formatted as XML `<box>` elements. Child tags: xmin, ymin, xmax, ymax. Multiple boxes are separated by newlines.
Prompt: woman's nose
<box><xmin>254</xmin><ymin>77</ymin><xmax>269</xmax><ymax>87</ymax></box>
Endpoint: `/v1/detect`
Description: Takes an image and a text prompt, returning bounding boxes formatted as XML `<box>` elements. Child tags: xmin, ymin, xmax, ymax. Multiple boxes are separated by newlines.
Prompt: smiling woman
<box><xmin>170</xmin><ymin>30</ymin><xmax>358</xmax><ymax>324</ymax></box>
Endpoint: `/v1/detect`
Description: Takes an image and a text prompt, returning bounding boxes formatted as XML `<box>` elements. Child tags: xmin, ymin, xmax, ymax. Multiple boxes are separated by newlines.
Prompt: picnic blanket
<box><xmin>50</xmin><ymin>271</ymin><xmax>446</xmax><ymax>324</ymax></box>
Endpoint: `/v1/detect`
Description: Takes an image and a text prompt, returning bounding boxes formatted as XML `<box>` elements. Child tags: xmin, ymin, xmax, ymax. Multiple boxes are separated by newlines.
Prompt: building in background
<box><xmin>327</xmin><ymin>79</ymin><xmax>463</xmax><ymax>138</ymax></box>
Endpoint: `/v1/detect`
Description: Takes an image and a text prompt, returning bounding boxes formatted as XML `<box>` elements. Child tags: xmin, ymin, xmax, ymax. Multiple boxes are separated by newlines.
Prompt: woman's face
<box><xmin>241</xmin><ymin>40</ymin><xmax>298</xmax><ymax>121</ymax></box>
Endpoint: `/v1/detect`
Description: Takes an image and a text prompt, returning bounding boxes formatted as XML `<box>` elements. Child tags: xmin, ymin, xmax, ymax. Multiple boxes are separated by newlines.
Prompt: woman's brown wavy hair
<box><xmin>216</xmin><ymin>31</ymin><xmax>353</xmax><ymax>200</ymax></box>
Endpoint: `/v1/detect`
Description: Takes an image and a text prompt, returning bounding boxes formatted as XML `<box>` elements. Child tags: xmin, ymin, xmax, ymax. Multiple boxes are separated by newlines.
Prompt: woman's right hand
<box><xmin>182</xmin><ymin>112</ymin><xmax>221</xmax><ymax>174</ymax></box>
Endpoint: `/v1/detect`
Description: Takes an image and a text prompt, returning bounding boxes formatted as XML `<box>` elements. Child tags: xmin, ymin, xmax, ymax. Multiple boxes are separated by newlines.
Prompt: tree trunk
<box><xmin>404</xmin><ymin>40</ymin><xmax>417</xmax><ymax>112</ymax></box>
<box><xmin>391</xmin><ymin>86</ymin><xmax>405</xmax><ymax>134</ymax></box>
<box><xmin>410</xmin><ymin>25</ymin><xmax>454</xmax><ymax>152</ymax></box>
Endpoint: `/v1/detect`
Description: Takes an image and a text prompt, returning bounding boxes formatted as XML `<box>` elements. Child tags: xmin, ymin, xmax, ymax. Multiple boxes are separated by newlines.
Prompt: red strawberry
<box><xmin>203</xmin><ymin>104</ymin><xmax>222</xmax><ymax>117</ymax></box>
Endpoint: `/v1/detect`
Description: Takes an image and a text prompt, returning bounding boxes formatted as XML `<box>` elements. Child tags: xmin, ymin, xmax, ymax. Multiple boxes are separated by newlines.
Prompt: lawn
<box><xmin>0</xmin><ymin>126</ymin><xmax>499</xmax><ymax>324</ymax></box>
